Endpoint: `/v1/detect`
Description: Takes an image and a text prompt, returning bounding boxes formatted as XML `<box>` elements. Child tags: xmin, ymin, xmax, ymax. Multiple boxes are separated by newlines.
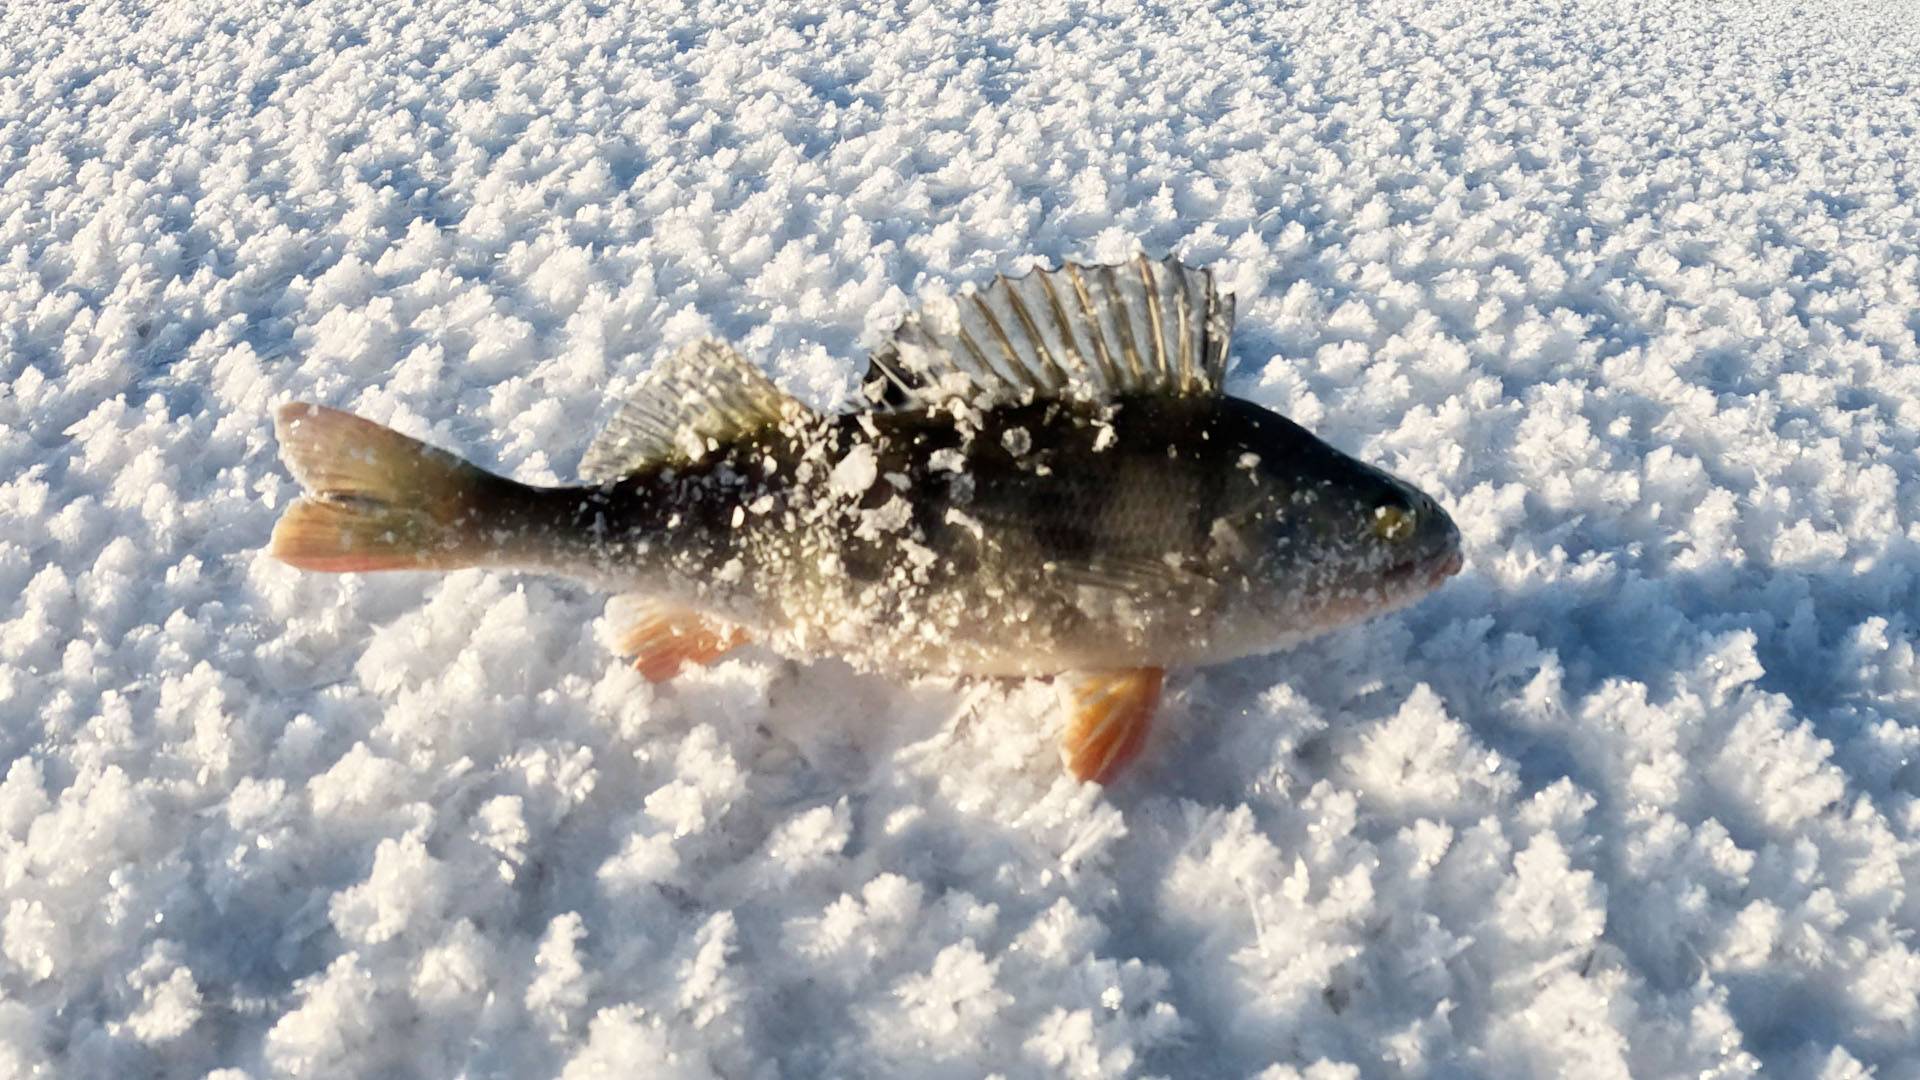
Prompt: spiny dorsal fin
<box><xmin>580</xmin><ymin>340</ymin><xmax>809</xmax><ymax>482</ymax></box>
<box><xmin>865</xmin><ymin>252</ymin><xmax>1235</xmax><ymax>409</ymax></box>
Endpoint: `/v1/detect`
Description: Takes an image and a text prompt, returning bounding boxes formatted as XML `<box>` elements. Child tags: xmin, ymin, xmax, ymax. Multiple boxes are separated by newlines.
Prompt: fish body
<box><xmin>272</xmin><ymin>254</ymin><xmax>1463</xmax><ymax>783</ymax></box>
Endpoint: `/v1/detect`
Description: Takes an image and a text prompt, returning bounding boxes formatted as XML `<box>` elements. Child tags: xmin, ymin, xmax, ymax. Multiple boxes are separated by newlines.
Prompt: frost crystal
<box><xmin>5</xmin><ymin>1</ymin><xmax>1916</xmax><ymax>1077</ymax></box>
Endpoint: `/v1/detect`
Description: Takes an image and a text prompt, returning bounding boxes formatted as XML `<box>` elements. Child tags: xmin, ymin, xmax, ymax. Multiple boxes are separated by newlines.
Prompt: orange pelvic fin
<box><xmin>1058</xmin><ymin>667</ymin><xmax>1165</xmax><ymax>785</ymax></box>
<box><xmin>608</xmin><ymin>596</ymin><xmax>749</xmax><ymax>683</ymax></box>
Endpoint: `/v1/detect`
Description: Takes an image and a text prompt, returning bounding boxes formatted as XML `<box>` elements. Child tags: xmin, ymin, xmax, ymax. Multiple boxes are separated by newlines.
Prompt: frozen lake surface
<box><xmin>3</xmin><ymin>0</ymin><xmax>1920</xmax><ymax>1074</ymax></box>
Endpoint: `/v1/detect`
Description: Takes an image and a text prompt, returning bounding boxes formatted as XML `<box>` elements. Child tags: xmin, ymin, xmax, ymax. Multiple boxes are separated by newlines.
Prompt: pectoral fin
<box><xmin>1058</xmin><ymin>667</ymin><xmax>1165</xmax><ymax>784</ymax></box>
<box><xmin>607</xmin><ymin>596</ymin><xmax>748</xmax><ymax>683</ymax></box>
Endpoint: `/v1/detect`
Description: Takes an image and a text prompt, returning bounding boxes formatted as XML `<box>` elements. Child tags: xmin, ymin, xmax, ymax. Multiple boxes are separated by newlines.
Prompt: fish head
<box><xmin>1210</xmin><ymin>403</ymin><xmax>1463</xmax><ymax>647</ymax></box>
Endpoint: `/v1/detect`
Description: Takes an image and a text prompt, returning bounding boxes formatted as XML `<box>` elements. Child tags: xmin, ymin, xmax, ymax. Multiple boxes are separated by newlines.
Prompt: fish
<box><xmin>269</xmin><ymin>253</ymin><xmax>1463</xmax><ymax>784</ymax></box>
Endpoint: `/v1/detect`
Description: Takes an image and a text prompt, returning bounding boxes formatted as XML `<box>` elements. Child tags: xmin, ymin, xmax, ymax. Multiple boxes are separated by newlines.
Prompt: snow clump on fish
<box><xmin>3</xmin><ymin>0</ymin><xmax>1920</xmax><ymax>1077</ymax></box>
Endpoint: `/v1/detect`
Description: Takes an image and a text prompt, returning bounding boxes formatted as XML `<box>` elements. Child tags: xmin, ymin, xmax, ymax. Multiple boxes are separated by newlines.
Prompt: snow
<box><xmin>4</xmin><ymin>0</ymin><xmax>1920</xmax><ymax>1074</ymax></box>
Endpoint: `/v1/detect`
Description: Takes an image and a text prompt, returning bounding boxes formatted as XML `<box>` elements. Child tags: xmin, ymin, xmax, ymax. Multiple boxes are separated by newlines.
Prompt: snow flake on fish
<box><xmin>854</xmin><ymin>496</ymin><xmax>914</xmax><ymax>540</ymax></box>
<box><xmin>929</xmin><ymin>448</ymin><xmax>966</xmax><ymax>472</ymax></box>
<box><xmin>830</xmin><ymin>443</ymin><xmax>879</xmax><ymax>499</ymax></box>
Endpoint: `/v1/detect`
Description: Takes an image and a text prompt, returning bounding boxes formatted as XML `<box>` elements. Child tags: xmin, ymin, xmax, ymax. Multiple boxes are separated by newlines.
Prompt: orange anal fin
<box><xmin>609</xmin><ymin>598</ymin><xmax>749</xmax><ymax>683</ymax></box>
<box><xmin>1059</xmin><ymin>667</ymin><xmax>1165</xmax><ymax>785</ymax></box>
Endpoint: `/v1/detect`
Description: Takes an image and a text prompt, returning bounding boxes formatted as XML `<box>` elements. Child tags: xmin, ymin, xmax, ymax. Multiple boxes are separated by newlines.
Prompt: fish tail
<box><xmin>269</xmin><ymin>402</ymin><xmax>504</xmax><ymax>572</ymax></box>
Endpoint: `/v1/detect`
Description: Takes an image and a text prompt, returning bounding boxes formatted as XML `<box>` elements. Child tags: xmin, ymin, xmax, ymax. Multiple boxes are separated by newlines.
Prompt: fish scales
<box><xmin>268</xmin><ymin>253</ymin><xmax>1463</xmax><ymax>784</ymax></box>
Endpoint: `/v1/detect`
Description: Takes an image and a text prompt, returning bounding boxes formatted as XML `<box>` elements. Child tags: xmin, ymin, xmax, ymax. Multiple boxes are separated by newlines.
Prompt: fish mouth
<box><xmin>1385</xmin><ymin>548</ymin><xmax>1464</xmax><ymax>588</ymax></box>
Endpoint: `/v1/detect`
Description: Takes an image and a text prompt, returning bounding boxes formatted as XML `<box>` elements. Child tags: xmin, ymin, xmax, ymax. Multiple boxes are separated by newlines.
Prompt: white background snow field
<box><xmin>4</xmin><ymin>0</ymin><xmax>1920</xmax><ymax>1075</ymax></box>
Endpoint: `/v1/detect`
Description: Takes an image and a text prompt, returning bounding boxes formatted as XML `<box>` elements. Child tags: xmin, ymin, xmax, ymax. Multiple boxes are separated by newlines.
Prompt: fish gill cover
<box><xmin>3</xmin><ymin>0</ymin><xmax>1920</xmax><ymax>1077</ymax></box>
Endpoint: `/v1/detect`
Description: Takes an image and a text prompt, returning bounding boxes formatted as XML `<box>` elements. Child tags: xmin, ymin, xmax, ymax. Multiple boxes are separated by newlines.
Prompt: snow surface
<box><xmin>5</xmin><ymin>0</ymin><xmax>1920</xmax><ymax>1074</ymax></box>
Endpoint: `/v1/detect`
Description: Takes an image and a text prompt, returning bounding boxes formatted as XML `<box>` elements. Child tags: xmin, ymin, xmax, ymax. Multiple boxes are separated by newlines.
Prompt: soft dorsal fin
<box><xmin>580</xmin><ymin>340</ymin><xmax>808</xmax><ymax>482</ymax></box>
<box><xmin>864</xmin><ymin>253</ymin><xmax>1235</xmax><ymax>409</ymax></box>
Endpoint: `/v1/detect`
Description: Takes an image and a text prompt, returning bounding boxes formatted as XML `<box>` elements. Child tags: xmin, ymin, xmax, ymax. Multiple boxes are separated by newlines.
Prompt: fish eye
<box><xmin>1370</xmin><ymin>503</ymin><xmax>1416</xmax><ymax>543</ymax></box>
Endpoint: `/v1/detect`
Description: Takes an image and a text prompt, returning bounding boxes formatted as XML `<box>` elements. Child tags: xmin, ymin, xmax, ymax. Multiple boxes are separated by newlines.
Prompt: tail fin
<box><xmin>270</xmin><ymin>403</ymin><xmax>497</xmax><ymax>573</ymax></box>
